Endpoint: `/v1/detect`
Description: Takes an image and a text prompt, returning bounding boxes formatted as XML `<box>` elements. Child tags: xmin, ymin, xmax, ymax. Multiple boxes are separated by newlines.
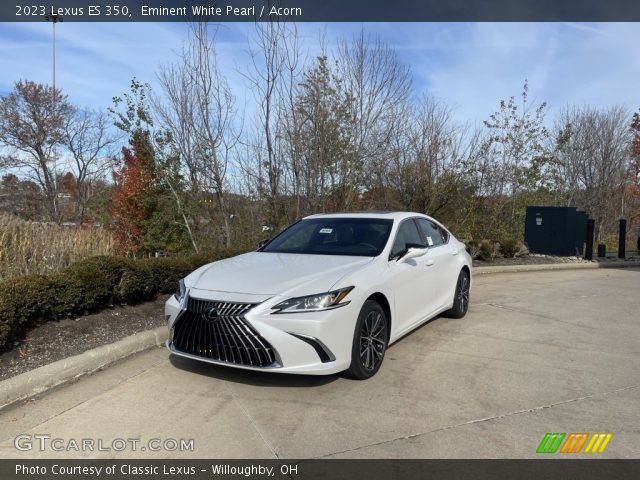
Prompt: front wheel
<box><xmin>344</xmin><ymin>300</ymin><xmax>388</xmax><ymax>380</ymax></box>
<box><xmin>444</xmin><ymin>269</ymin><xmax>470</xmax><ymax>319</ymax></box>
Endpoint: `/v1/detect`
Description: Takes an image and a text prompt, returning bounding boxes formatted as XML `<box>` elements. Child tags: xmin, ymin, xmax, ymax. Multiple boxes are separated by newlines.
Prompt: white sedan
<box><xmin>165</xmin><ymin>212</ymin><xmax>472</xmax><ymax>379</ymax></box>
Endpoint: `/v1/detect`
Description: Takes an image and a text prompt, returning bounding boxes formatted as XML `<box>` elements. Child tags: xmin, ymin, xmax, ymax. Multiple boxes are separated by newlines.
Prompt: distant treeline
<box><xmin>1</xmin><ymin>23</ymin><xmax>639</xmax><ymax>257</ymax></box>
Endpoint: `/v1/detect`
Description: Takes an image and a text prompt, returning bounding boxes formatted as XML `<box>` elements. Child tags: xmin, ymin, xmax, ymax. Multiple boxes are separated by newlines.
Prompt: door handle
<box><xmin>425</xmin><ymin>259</ymin><xmax>435</xmax><ymax>266</ymax></box>
<box><xmin>452</xmin><ymin>249</ymin><xmax>459</xmax><ymax>256</ymax></box>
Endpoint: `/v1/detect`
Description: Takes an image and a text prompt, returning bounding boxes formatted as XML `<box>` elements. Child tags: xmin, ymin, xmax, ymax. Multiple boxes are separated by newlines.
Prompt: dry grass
<box><xmin>0</xmin><ymin>213</ymin><xmax>115</xmax><ymax>280</ymax></box>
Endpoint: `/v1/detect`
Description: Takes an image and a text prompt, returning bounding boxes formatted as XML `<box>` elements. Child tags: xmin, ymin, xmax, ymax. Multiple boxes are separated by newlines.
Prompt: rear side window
<box><xmin>415</xmin><ymin>218</ymin><xmax>448</xmax><ymax>247</ymax></box>
<box><xmin>436</xmin><ymin>223</ymin><xmax>450</xmax><ymax>244</ymax></box>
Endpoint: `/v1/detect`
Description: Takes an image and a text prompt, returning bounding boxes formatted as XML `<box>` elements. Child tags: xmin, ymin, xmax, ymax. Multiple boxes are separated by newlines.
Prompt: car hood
<box><xmin>187</xmin><ymin>252</ymin><xmax>373</xmax><ymax>296</ymax></box>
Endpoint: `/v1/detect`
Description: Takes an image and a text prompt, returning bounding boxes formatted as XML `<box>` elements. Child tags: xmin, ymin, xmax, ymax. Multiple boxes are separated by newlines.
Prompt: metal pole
<box><xmin>52</xmin><ymin>20</ymin><xmax>55</xmax><ymax>92</ymax></box>
<box><xmin>44</xmin><ymin>13</ymin><xmax>62</xmax><ymax>92</ymax></box>
<box><xmin>44</xmin><ymin>13</ymin><xmax>61</xmax><ymax>220</ymax></box>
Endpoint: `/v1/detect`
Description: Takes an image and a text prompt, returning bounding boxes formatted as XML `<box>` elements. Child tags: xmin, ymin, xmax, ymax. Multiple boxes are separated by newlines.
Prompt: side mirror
<box><xmin>399</xmin><ymin>244</ymin><xmax>429</xmax><ymax>262</ymax></box>
<box><xmin>257</xmin><ymin>238</ymin><xmax>270</xmax><ymax>250</ymax></box>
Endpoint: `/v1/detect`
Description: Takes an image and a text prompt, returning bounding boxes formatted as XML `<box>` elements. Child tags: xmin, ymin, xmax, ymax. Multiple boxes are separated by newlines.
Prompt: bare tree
<box><xmin>474</xmin><ymin>81</ymin><xmax>550</xmax><ymax>239</ymax></box>
<box><xmin>244</xmin><ymin>21</ymin><xmax>301</xmax><ymax>228</ymax></box>
<box><xmin>482</xmin><ymin>81</ymin><xmax>550</xmax><ymax>197</ymax></box>
<box><xmin>338</xmin><ymin>31</ymin><xmax>412</xmax><ymax>200</ymax></box>
<box><xmin>0</xmin><ymin>80</ymin><xmax>72</xmax><ymax>222</ymax></box>
<box><xmin>554</xmin><ymin>105</ymin><xmax>631</xmax><ymax>240</ymax></box>
<box><xmin>388</xmin><ymin>95</ymin><xmax>478</xmax><ymax>224</ymax></box>
<box><xmin>276</xmin><ymin>23</ymin><xmax>305</xmax><ymax>220</ymax></box>
<box><xmin>155</xmin><ymin>22</ymin><xmax>240</xmax><ymax>248</ymax></box>
<box><xmin>295</xmin><ymin>55</ymin><xmax>356</xmax><ymax>213</ymax></box>
<box><xmin>63</xmin><ymin>108</ymin><xmax>119</xmax><ymax>222</ymax></box>
<box><xmin>628</xmin><ymin>111</ymin><xmax>640</xmax><ymax>242</ymax></box>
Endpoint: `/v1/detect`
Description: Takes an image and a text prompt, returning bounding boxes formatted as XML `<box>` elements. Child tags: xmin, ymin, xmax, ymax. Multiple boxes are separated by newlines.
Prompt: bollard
<box><xmin>584</xmin><ymin>219</ymin><xmax>595</xmax><ymax>260</ymax></box>
<box><xmin>597</xmin><ymin>243</ymin><xmax>606</xmax><ymax>258</ymax></box>
<box><xmin>618</xmin><ymin>219</ymin><xmax>626</xmax><ymax>259</ymax></box>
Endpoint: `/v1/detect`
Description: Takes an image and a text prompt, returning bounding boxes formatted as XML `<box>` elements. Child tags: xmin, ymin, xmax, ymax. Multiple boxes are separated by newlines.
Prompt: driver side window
<box><xmin>276</xmin><ymin>223</ymin><xmax>314</xmax><ymax>250</ymax></box>
<box><xmin>390</xmin><ymin>220</ymin><xmax>423</xmax><ymax>259</ymax></box>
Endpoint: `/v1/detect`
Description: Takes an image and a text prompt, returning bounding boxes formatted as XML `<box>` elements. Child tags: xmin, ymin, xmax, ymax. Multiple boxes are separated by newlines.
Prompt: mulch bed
<box><xmin>472</xmin><ymin>254</ymin><xmax>640</xmax><ymax>267</ymax></box>
<box><xmin>0</xmin><ymin>295</ymin><xmax>170</xmax><ymax>381</ymax></box>
<box><xmin>472</xmin><ymin>255</ymin><xmax>590</xmax><ymax>267</ymax></box>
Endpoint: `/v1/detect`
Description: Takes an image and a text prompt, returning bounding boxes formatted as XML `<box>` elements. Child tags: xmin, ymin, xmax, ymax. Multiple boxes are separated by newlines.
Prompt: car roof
<box><xmin>302</xmin><ymin>211</ymin><xmax>427</xmax><ymax>221</ymax></box>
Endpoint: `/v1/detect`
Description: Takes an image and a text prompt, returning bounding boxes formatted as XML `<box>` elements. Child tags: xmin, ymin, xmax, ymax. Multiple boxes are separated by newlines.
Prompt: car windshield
<box><xmin>261</xmin><ymin>218</ymin><xmax>394</xmax><ymax>257</ymax></box>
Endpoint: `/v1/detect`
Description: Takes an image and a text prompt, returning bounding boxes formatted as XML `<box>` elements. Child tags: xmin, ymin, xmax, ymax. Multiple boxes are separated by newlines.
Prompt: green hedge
<box><xmin>0</xmin><ymin>249</ymin><xmax>246</xmax><ymax>353</ymax></box>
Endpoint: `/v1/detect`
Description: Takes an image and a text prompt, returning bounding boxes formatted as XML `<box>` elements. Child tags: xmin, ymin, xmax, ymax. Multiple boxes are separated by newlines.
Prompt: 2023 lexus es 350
<box><xmin>165</xmin><ymin>211</ymin><xmax>472</xmax><ymax>379</ymax></box>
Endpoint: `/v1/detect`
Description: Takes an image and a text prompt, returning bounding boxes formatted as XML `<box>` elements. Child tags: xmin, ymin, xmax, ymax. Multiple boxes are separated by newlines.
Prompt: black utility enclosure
<box><xmin>524</xmin><ymin>206</ymin><xmax>587</xmax><ymax>256</ymax></box>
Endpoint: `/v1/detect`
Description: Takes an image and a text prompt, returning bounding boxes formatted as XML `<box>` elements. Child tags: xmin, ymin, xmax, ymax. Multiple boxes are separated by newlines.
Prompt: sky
<box><xmin>0</xmin><ymin>21</ymin><xmax>639</xmax><ymax>126</ymax></box>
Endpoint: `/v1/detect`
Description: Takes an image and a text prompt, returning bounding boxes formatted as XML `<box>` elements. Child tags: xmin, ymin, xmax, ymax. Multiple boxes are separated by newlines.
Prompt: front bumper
<box><xmin>165</xmin><ymin>289</ymin><xmax>356</xmax><ymax>375</ymax></box>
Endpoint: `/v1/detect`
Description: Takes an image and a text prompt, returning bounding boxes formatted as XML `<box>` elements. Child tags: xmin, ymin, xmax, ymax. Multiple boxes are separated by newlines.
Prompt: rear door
<box><xmin>414</xmin><ymin>218</ymin><xmax>458</xmax><ymax>311</ymax></box>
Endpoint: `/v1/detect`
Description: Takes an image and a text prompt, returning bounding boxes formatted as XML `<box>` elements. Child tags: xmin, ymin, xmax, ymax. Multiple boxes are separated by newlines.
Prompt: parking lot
<box><xmin>0</xmin><ymin>267</ymin><xmax>638</xmax><ymax>459</ymax></box>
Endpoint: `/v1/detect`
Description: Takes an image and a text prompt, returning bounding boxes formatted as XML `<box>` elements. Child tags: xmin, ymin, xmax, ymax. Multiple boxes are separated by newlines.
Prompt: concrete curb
<box><xmin>474</xmin><ymin>260</ymin><xmax>640</xmax><ymax>275</ymax></box>
<box><xmin>0</xmin><ymin>326</ymin><xmax>167</xmax><ymax>410</ymax></box>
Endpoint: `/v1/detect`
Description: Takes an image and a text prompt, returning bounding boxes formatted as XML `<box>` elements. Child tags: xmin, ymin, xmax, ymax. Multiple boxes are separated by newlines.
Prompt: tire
<box><xmin>344</xmin><ymin>300</ymin><xmax>388</xmax><ymax>380</ymax></box>
<box><xmin>444</xmin><ymin>269</ymin><xmax>470</xmax><ymax>319</ymax></box>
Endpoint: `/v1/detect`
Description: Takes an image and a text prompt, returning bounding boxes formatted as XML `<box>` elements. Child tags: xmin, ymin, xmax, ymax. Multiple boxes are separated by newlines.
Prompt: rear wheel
<box><xmin>444</xmin><ymin>269</ymin><xmax>470</xmax><ymax>318</ymax></box>
<box><xmin>344</xmin><ymin>300</ymin><xmax>388</xmax><ymax>380</ymax></box>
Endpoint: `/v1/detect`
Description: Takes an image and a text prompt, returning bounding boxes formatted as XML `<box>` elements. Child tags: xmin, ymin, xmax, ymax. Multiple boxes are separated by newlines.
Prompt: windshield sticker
<box><xmin>319</xmin><ymin>228</ymin><xmax>333</xmax><ymax>234</ymax></box>
<box><xmin>426</xmin><ymin>236</ymin><xmax>434</xmax><ymax>246</ymax></box>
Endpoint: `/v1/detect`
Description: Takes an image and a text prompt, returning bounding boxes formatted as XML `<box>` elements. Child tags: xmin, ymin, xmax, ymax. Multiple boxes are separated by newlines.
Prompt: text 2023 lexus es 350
<box><xmin>165</xmin><ymin>211</ymin><xmax>472</xmax><ymax>379</ymax></box>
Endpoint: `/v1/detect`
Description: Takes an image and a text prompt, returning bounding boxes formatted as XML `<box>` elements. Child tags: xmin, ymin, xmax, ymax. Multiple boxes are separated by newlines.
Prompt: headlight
<box><xmin>271</xmin><ymin>287</ymin><xmax>354</xmax><ymax>314</ymax></box>
<box><xmin>175</xmin><ymin>279</ymin><xmax>186</xmax><ymax>302</ymax></box>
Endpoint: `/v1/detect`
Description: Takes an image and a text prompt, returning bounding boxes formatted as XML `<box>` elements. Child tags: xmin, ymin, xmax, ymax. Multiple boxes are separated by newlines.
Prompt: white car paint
<box><xmin>187</xmin><ymin>252</ymin><xmax>374</xmax><ymax>296</ymax></box>
<box><xmin>165</xmin><ymin>212</ymin><xmax>472</xmax><ymax>376</ymax></box>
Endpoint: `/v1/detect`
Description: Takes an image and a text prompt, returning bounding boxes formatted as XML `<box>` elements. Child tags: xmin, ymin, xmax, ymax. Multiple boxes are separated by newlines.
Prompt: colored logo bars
<box><xmin>537</xmin><ymin>433</ymin><xmax>613</xmax><ymax>454</ymax></box>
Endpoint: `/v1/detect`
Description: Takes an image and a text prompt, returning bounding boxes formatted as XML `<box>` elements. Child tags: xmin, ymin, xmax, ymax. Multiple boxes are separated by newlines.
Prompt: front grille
<box><xmin>171</xmin><ymin>297</ymin><xmax>278</xmax><ymax>367</ymax></box>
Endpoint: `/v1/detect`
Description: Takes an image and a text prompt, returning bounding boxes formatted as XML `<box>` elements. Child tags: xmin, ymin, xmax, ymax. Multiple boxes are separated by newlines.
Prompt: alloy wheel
<box><xmin>458</xmin><ymin>274</ymin><xmax>470</xmax><ymax>313</ymax></box>
<box><xmin>359</xmin><ymin>310</ymin><xmax>387</xmax><ymax>371</ymax></box>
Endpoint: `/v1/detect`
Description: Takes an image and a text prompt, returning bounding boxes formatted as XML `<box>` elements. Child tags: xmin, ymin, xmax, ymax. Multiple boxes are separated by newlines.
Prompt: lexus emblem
<box><xmin>203</xmin><ymin>307</ymin><xmax>219</xmax><ymax>321</ymax></box>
